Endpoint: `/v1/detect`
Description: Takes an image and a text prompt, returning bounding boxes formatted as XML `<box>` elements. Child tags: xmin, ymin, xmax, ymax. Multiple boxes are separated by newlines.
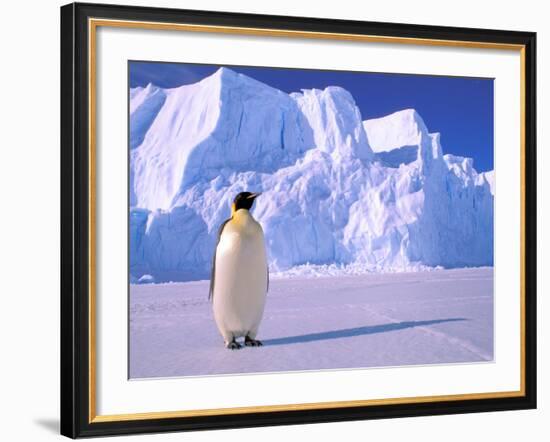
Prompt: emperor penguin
<box><xmin>209</xmin><ymin>192</ymin><xmax>268</xmax><ymax>350</ymax></box>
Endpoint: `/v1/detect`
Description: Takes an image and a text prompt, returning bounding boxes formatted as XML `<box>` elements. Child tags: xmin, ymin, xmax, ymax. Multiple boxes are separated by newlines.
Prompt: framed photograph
<box><xmin>60</xmin><ymin>2</ymin><xmax>536</xmax><ymax>438</ymax></box>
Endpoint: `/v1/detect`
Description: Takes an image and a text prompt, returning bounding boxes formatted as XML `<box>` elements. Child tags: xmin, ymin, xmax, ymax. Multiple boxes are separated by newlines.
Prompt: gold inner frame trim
<box><xmin>91</xmin><ymin>390</ymin><xmax>524</xmax><ymax>423</ymax></box>
<box><xmin>90</xmin><ymin>18</ymin><xmax>525</xmax><ymax>50</ymax></box>
<box><xmin>88</xmin><ymin>17</ymin><xmax>527</xmax><ymax>424</ymax></box>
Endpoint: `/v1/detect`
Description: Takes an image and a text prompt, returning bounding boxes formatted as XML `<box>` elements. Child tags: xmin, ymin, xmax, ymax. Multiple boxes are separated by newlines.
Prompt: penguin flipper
<box><xmin>208</xmin><ymin>217</ymin><xmax>232</xmax><ymax>301</ymax></box>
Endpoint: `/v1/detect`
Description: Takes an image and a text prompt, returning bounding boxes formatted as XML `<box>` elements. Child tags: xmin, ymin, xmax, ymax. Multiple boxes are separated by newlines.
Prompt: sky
<box><xmin>129</xmin><ymin>61</ymin><xmax>494</xmax><ymax>172</ymax></box>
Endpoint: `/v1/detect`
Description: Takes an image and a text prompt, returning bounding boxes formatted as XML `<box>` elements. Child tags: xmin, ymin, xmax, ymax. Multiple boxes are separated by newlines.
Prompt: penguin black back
<box><xmin>208</xmin><ymin>218</ymin><xmax>230</xmax><ymax>300</ymax></box>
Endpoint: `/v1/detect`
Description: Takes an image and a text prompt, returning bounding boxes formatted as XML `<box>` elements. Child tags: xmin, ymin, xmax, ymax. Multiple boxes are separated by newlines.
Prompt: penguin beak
<box><xmin>247</xmin><ymin>192</ymin><xmax>262</xmax><ymax>200</ymax></box>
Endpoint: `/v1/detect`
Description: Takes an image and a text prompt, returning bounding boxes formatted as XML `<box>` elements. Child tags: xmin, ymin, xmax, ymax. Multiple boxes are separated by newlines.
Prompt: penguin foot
<box><xmin>245</xmin><ymin>336</ymin><xmax>263</xmax><ymax>347</ymax></box>
<box><xmin>226</xmin><ymin>339</ymin><xmax>242</xmax><ymax>350</ymax></box>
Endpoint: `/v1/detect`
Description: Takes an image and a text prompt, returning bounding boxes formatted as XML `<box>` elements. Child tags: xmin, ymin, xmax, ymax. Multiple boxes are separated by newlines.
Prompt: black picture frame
<box><xmin>60</xmin><ymin>2</ymin><xmax>537</xmax><ymax>438</ymax></box>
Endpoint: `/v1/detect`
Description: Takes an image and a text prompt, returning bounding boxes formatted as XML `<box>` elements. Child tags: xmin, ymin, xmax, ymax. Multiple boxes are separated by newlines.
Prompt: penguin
<box><xmin>209</xmin><ymin>192</ymin><xmax>268</xmax><ymax>350</ymax></box>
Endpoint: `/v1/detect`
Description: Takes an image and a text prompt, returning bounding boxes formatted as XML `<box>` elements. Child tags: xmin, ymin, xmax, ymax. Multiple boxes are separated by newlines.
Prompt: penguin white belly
<box><xmin>212</xmin><ymin>214</ymin><xmax>267</xmax><ymax>343</ymax></box>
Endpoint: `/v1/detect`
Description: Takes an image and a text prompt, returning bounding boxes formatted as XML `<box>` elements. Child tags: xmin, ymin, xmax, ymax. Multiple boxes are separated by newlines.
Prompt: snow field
<box><xmin>129</xmin><ymin>268</ymin><xmax>493</xmax><ymax>378</ymax></box>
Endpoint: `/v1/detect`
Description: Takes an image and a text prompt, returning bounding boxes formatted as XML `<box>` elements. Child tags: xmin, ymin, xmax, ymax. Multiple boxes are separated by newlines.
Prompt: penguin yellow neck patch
<box><xmin>232</xmin><ymin>208</ymin><xmax>251</xmax><ymax>226</ymax></box>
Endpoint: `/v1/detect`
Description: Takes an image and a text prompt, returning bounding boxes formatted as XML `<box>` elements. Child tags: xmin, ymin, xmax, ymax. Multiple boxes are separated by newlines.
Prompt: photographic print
<box><xmin>128</xmin><ymin>61</ymin><xmax>494</xmax><ymax>379</ymax></box>
<box><xmin>61</xmin><ymin>5</ymin><xmax>536</xmax><ymax>436</ymax></box>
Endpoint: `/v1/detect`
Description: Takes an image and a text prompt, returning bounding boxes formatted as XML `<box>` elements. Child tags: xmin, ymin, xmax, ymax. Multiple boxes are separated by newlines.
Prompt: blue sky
<box><xmin>130</xmin><ymin>61</ymin><xmax>494</xmax><ymax>172</ymax></box>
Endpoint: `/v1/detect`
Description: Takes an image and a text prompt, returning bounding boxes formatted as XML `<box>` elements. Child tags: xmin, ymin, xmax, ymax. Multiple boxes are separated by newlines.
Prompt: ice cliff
<box><xmin>129</xmin><ymin>67</ymin><xmax>494</xmax><ymax>282</ymax></box>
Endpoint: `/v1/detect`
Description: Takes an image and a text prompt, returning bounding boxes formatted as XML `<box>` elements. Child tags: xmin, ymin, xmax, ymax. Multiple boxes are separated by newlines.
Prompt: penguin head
<box><xmin>232</xmin><ymin>191</ymin><xmax>261</xmax><ymax>214</ymax></box>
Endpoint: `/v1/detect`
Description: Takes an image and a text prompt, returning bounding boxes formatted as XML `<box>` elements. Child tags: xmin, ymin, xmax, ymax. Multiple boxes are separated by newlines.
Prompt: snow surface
<box><xmin>129</xmin><ymin>67</ymin><xmax>494</xmax><ymax>282</ymax></box>
<box><xmin>129</xmin><ymin>267</ymin><xmax>493</xmax><ymax>378</ymax></box>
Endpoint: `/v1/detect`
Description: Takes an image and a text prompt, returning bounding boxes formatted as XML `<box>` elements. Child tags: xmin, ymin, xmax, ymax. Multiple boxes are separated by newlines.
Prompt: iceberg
<box><xmin>129</xmin><ymin>67</ymin><xmax>494</xmax><ymax>282</ymax></box>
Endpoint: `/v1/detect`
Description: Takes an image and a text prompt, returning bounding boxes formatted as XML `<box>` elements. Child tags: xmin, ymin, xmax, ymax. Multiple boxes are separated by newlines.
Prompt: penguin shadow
<box><xmin>261</xmin><ymin>318</ymin><xmax>467</xmax><ymax>347</ymax></box>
